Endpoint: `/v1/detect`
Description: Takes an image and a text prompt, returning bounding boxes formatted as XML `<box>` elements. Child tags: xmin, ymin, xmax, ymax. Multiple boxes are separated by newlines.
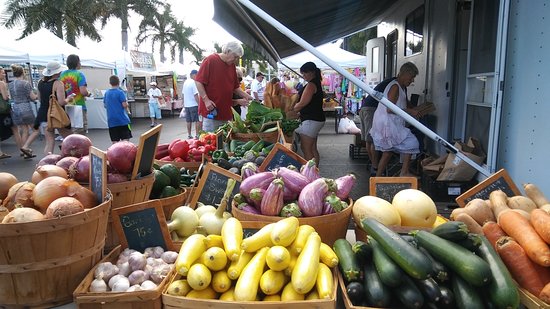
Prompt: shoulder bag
<box><xmin>0</xmin><ymin>95</ymin><xmax>10</xmax><ymax>114</ymax></box>
<box><xmin>47</xmin><ymin>83</ymin><xmax>71</xmax><ymax>129</ymax></box>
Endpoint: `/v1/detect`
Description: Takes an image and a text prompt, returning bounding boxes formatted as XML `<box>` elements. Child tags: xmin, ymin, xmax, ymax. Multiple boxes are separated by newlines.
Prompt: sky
<box><xmin>0</xmin><ymin>0</ymin><xmax>237</xmax><ymax>65</ymax></box>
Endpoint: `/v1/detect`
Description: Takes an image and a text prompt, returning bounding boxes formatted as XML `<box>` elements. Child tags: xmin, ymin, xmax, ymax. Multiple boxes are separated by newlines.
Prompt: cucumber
<box><xmin>351</xmin><ymin>240</ymin><xmax>372</xmax><ymax>262</ymax></box>
<box><xmin>413</xmin><ymin>277</ymin><xmax>442</xmax><ymax>303</ymax></box>
<box><xmin>414</xmin><ymin>230</ymin><xmax>491</xmax><ymax>287</ymax></box>
<box><xmin>475</xmin><ymin>236</ymin><xmax>520</xmax><ymax>309</ymax></box>
<box><xmin>361</xmin><ymin>218</ymin><xmax>432</xmax><ymax>279</ymax></box>
<box><xmin>451</xmin><ymin>273</ymin><xmax>485</xmax><ymax>309</ymax></box>
<box><xmin>456</xmin><ymin>233</ymin><xmax>482</xmax><ymax>251</ymax></box>
<box><xmin>417</xmin><ymin>246</ymin><xmax>449</xmax><ymax>283</ymax></box>
<box><xmin>431</xmin><ymin>221</ymin><xmax>469</xmax><ymax>241</ymax></box>
<box><xmin>437</xmin><ymin>285</ymin><xmax>455</xmax><ymax>308</ymax></box>
<box><xmin>363</xmin><ymin>259</ymin><xmax>392</xmax><ymax>307</ymax></box>
<box><xmin>345</xmin><ymin>281</ymin><xmax>364</xmax><ymax>306</ymax></box>
<box><xmin>394</xmin><ymin>275</ymin><xmax>424</xmax><ymax>309</ymax></box>
<box><xmin>333</xmin><ymin>239</ymin><xmax>361</xmax><ymax>283</ymax></box>
<box><xmin>369</xmin><ymin>236</ymin><xmax>403</xmax><ymax>287</ymax></box>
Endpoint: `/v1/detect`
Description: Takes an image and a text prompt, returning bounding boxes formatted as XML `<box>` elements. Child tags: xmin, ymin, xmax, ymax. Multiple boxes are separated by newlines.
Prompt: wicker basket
<box><xmin>73</xmin><ymin>245</ymin><xmax>172</xmax><ymax>309</ymax></box>
<box><xmin>230</xmin><ymin>130</ymin><xmax>281</xmax><ymax>144</ymax></box>
<box><xmin>105</xmin><ymin>174</ymin><xmax>155</xmax><ymax>252</ymax></box>
<box><xmin>154</xmin><ymin>160</ymin><xmax>201</xmax><ymax>172</ymax></box>
<box><xmin>160</xmin><ymin>187</ymin><xmax>196</xmax><ymax>220</ymax></box>
<box><xmin>353</xmin><ymin>215</ymin><xmax>447</xmax><ymax>242</ymax></box>
<box><xmin>0</xmin><ymin>194</ymin><xmax>111</xmax><ymax>308</ymax></box>
<box><xmin>231</xmin><ymin>199</ymin><xmax>353</xmax><ymax>247</ymax></box>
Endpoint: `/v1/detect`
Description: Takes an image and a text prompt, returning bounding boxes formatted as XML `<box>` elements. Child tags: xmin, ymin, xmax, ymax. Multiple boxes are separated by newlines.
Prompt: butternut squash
<box><xmin>489</xmin><ymin>190</ymin><xmax>510</xmax><ymax>219</ymax></box>
<box><xmin>524</xmin><ymin>183</ymin><xmax>550</xmax><ymax>207</ymax></box>
<box><xmin>464</xmin><ymin>198</ymin><xmax>496</xmax><ymax>225</ymax></box>
<box><xmin>455</xmin><ymin>212</ymin><xmax>484</xmax><ymax>235</ymax></box>
<box><xmin>507</xmin><ymin>195</ymin><xmax>537</xmax><ymax>213</ymax></box>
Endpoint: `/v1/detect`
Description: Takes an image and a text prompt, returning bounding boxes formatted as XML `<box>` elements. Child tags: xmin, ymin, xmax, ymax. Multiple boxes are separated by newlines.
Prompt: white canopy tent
<box><xmin>279</xmin><ymin>42</ymin><xmax>366</xmax><ymax>70</ymax></box>
<box><xmin>0</xmin><ymin>46</ymin><xmax>29</xmax><ymax>64</ymax></box>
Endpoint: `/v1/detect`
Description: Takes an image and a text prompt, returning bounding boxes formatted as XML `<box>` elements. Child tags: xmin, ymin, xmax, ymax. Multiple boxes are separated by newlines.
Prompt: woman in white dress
<box><xmin>369</xmin><ymin>62</ymin><xmax>420</xmax><ymax>176</ymax></box>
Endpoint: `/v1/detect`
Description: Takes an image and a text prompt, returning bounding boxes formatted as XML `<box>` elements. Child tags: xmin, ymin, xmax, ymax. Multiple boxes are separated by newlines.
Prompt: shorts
<box><xmin>295</xmin><ymin>120</ymin><xmax>325</xmax><ymax>138</ymax></box>
<box><xmin>185</xmin><ymin>106</ymin><xmax>199</xmax><ymax>122</ymax></box>
<box><xmin>109</xmin><ymin>125</ymin><xmax>133</xmax><ymax>142</ymax></box>
<box><xmin>11</xmin><ymin>102</ymin><xmax>35</xmax><ymax>126</ymax></box>
<box><xmin>359</xmin><ymin>106</ymin><xmax>376</xmax><ymax>142</ymax></box>
<box><xmin>149</xmin><ymin>102</ymin><xmax>161</xmax><ymax>119</ymax></box>
<box><xmin>202</xmin><ymin>118</ymin><xmax>226</xmax><ymax>132</ymax></box>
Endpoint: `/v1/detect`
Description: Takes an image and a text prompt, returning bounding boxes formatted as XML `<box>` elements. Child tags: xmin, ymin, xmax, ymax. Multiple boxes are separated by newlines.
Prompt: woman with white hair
<box><xmin>195</xmin><ymin>41</ymin><xmax>253</xmax><ymax>132</ymax></box>
<box><xmin>369</xmin><ymin>62</ymin><xmax>421</xmax><ymax>177</ymax></box>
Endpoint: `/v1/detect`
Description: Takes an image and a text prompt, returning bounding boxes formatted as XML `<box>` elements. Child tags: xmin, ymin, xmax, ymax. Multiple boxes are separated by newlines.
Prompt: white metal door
<box><xmin>464</xmin><ymin>0</ymin><xmax>509</xmax><ymax>173</ymax></box>
<box><xmin>365</xmin><ymin>37</ymin><xmax>386</xmax><ymax>87</ymax></box>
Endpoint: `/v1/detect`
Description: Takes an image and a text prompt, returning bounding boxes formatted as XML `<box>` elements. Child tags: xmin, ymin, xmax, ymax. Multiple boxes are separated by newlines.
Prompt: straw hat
<box><xmin>42</xmin><ymin>62</ymin><xmax>68</xmax><ymax>77</ymax></box>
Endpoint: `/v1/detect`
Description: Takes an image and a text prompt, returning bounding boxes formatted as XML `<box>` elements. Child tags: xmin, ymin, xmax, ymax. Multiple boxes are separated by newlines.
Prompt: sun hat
<box><xmin>42</xmin><ymin>61</ymin><xmax>68</xmax><ymax>77</ymax></box>
<box><xmin>150</xmin><ymin>81</ymin><xmax>157</xmax><ymax>86</ymax></box>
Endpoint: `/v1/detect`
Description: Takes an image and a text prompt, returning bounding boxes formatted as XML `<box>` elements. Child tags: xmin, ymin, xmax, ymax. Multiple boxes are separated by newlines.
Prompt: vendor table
<box><xmin>86</xmin><ymin>98</ymin><xmax>108</xmax><ymax>129</ymax></box>
<box><xmin>323</xmin><ymin>106</ymin><xmax>343</xmax><ymax>133</ymax></box>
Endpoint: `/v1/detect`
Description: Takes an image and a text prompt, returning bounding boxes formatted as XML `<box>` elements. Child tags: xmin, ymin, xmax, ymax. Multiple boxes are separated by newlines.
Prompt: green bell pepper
<box><xmin>212</xmin><ymin>149</ymin><xmax>229</xmax><ymax>161</ymax></box>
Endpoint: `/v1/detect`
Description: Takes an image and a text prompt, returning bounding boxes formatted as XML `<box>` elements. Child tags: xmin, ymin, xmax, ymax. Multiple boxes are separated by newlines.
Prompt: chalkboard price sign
<box><xmin>242</xmin><ymin>221</ymin><xmax>269</xmax><ymax>239</ymax></box>
<box><xmin>455</xmin><ymin>169</ymin><xmax>520</xmax><ymax>207</ymax></box>
<box><xmin>216</xmin><ymin>130</ymin><xmax>224</xmax><ymax>150</ymax></box>
<box><xmin>132</xmin><ymin>124</ymin><xmax>162</xmax><ymax>180</ymax></box>
<box><xmin>190</xmin><ymin>163</ymin><xmax>241</xmax><ymax>211</ymax></box>
<box><xmin>89</xmin><ymin>146</ymin><xmax>107</xmax><ymax>203</ymax></box>
<box><xmin>111</xmin><ymin>200</ymin><xmax>174</xmax><ymax>252</ymax></box>
<box><xmin>369</xmin><ymin>177</ymin><xmax>418</xmax><ymax>203</ymax></box>
<box><xmin>259</xmin><ymin>143</ymin><xmax>307</xmax><ymax>172</ymax></box>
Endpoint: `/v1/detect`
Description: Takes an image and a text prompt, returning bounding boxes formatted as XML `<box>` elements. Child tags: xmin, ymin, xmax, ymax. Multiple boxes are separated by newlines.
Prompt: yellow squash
<box><xmin>241</xmin><ymin>223</ymin><xmax>275</xmax><ymax>252</ymax></box>
<box><xmin>291</xmin><ymin>232</ymin><xmax>321</xmax><ymax>294</ymax></box>
<box><xmin>204</xmin><ymin>234</ymin><xmax>224</xmax><ymax>249</ymax></box>
<box><xmin>219</xmin><ymin>287</ymin><xmax>235</xmax><ymax>301</ymax></box>
<box><xmin>234</xmin><ymin>247</ymin><xmax>269</xmax><ymax>301</ymax></box>
<box><xmin>175</xmin><ymin>234</ymin><xmax>206</xmax><ymax>276</ymax></box>
<box><xmin>187</xmin><ymin>263</ymin><xmax>212</xmax><ymax>291</ymax></box>
<box><xmin>316</xmin><ymin>263</ymin><xmax>333</xmax><ymax>299</ymax></box>
<box><xmin>211</xmin><ymin>270</ymin><xmax>232</xmax><ymax>293</ymax></box>
<box><xmin>266</xmin><ymin>245</ymin><xmax>291</xmax><ymax>271</ymax></box>
<box><xmin>288</xmin><ymin>224</ymin><xmax>315</xmax><ymax>255</ymax></box>
<box><xmin>270</xmin><ymin>216</ymin><xmax>299</xmax><ymax>247</ymax></box>
<box><xmin>185</xmin><ymin>286</ymin><xmax>217</xmax><ymax>299</ymax></box>
<box><xmin>260</xmin><ymin>269</ymin><xmax>286</xmax><ymax>295</ymax></box>
<box><xmin>221</xmin><ymin>217</ymin><xmax>243</xmax><ymax>261</ymax></box>
<box><xmin>201</xmin><ymin>246</ymin><xmax>228</xmax><ymax>271</ymax></box>
<box><xmin>227</xmin><ymin>250</ymin><xmax>254</xmax><ymax>280</ymax></box>
<box><xmin>281</xmin><ymin>282</ymin><xmax>305</xmax><ymax>301</ymax></box>
<box><xmin>319</xmin><ymin>242</ymin><xmax>339</xmax><ymax>268</ymax></box>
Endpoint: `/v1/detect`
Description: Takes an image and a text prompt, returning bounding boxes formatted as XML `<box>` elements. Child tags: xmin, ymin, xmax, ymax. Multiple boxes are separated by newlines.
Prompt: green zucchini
<box><xmin>369</xmin><ymin>236</ymin><xmax>403</xmax><ymax>287</ymax></box>
<box><xmin>345</xmin><ymin>281</ymin><xmax>364</xmax><ymax>306</ymax></box>
<box><xmin>351</xmin><ymin>240</ymin><xmax>372</xmax><ymax>262</ymax></box>
<box><xmin>431</xmin><ymin>221</ymin><xmax>469</xmax><ymax>241</ymax></box>
<box><xmin>475</xmin><ymin>236</ymin><xmax>520</xmax><ymax>309</ymax></box>
<box><xmin>361</xmin><ymin>218</ymin><xmax>432</xmax><ymax>280</ymax></box>
<box><xmin>333</xmin><ymin>239</ymin><xmax>361</xmax><ymax>283</ymax></box>
<box><xmin>417</xmin><ymin>246</ymin><xmax>449</xmax><ymax>283</ymax></box>
<box><xmin>451</xmin><ymin>273</ymin><xmax>485</xmax><ymax>309</ymax></box>
<box><xmin>394</xmin><ymin>275</ymin><xmax>424</xmax><ymax>309</ymax></box>
<box><xmin>456</xmin><ymin>233</ymin><xmax>482</xmax><ymax>251</ymax></box>
<box><xmin>414</xmin><ymin>230</ymin><xmax>491</xmax><ymax>287</ymax></box>
<box><xmin>413</xmin><ymin>277</ymin><xmax>442</xmax><ymax>303</ymax></box>
<box><xmin>363</xmin><ymin>259</ymin><xmax>392</xmax><ymax>308</ymax></box>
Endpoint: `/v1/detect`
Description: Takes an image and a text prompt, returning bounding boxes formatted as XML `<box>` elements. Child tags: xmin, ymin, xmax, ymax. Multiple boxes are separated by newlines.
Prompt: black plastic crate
<box><xmin>349</xmin><ymin>144</ymin><xmax>369</xmax><ymax>160</ymax></box>
<box><xmin>421</xmin><ymin>174</ymin><xmax>477</xmax><ymax>203</ymax></box>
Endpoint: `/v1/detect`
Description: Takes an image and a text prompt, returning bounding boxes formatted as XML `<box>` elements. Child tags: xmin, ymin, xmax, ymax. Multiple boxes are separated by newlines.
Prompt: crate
<box><xmin>154</xmin><ymin>160</ymin><xmax>201</xmax><ymax>173</ymax></box>
<box><xmin>420</xmin><ymin>174</ymin><xmax>477</xmax><ymax>202</ymax></box>
<box><xmin>518</xmin><ymin>287</ymin><xmax>549</xmax><ymax>309</ymax></box>
<box><xmin>231</xmin><ymin>199</ymin><xmax>353</xmax><ymax>247</ymax></box>
<box><xmin>349</xmin><ymin>144</ymin><xmax>368</xmax><ymax>160</ymax></box>
<box><xmin>338</xmin><ymin>270</ymin><xmax>389</xmax><ymax>309</ymax></box>
<box><xmin>0</xmin><ymin>194</ymin><xmax>111</xmax><ymax>308</ymax></box>
<box><xmin>162</xmin><ymin>267</ymin><xmax>337</xmax><ymax>309</ymax></box>
<box><xmin>73</xmin><ymin>245</ymin><xmax>172</xmax><ymax>309</ymax></box>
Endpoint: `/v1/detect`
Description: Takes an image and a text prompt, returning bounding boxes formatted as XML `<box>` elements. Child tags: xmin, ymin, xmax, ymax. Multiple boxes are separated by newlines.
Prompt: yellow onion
<box><xmin>2</xmin><ymin>207</ymin><xmax>44</xmax><ymax>223</ymax></box>
<box><xmin>32</xmin><ymin>165</ymin><xmax>68</xmax><ymax>184</ymax></box>
<box><xmin>45</xmin><ymin>197</ymin><xmax>84</xmax><ymax>219</ymax></box>
<box><xmin>0</xmin><ymin>172</ymin><xmax>18</xmax><ymax>200</ymax></box>
<box><xmin>65</xmin><ymin>179</ymin><xmax>98</xmax><ymax>208</ymax></box>
<box><xmin>32</xmin><ymin>176</ymin><xmax>69</xmax><ymax>213</ymax></box>
<box><xmin>2</xmin><ymin>181</ymin><xmax>35</xmax><ymax>211</ymax></box>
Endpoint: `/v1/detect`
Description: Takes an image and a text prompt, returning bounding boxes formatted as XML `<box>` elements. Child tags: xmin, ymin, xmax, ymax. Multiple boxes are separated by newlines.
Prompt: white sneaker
<box><xmin>55</xmin><ymin>136</ymin><xmax>63</xmax><ymax>141</ymax></box>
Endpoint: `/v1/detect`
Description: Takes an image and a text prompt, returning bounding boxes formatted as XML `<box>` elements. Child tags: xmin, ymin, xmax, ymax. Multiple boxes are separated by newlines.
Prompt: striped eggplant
<box><xmin>335</xmin><ymin>174</ymin><xmax>356</xmax><ymax>200</ymax></box>
<box><xmin>300</xmin><ymin>159</ymin><xmax>320</xmax><ymax>182</ymax></box>
<box><xmin>283</xmin><ymin>185</ymin><xmax>299</xmax><ymax>202</ymax></box>
<box><xmin>239</xmin><ymin>171</ymin><xmax>275</xmax><ymax>197</ymax></box>
<box><xmin>298</xmin><ymin>178</ymin><xmax>331</xmax><ymax>217</ymax></box>
<box><xmin>260</xmin><ymin>178</ymin><xmax>285</xmax><ymax>216</ymax></box>
<box><xmin>240</xmin><ymin>162</ymin><xmax>257</xmax><ymax>180</ymax></box>
<box><xmin>277</xmin><ymin>167</ymin><xmax>309</xmax><ymax>194</ymax></box>
<box><xmin>323</xmin><ymin>192</ymin><xmax>344</xmax><ymax>214</ymax></box>
<box><xmin>280</xmin><ymin>202</ymin><xmax>302</xmax><ymax>217</ymax></box>
<box><xmin>248</xmin><ymin>188</ymin><xmax>265</xmax><ymax>209</ymax></box>
<box><xmin>237</xmin><ymin>203</ymin><xmax>260</xmax><ymax>214</ymax></box>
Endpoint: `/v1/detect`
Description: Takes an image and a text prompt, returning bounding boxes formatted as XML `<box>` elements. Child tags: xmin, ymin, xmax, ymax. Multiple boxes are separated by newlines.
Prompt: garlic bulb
<box><xmin>140</xmin><ymin>280</ymin><xmax>158</xmax><ymax>290</ymax></box>
<box><xmin>94</xmin><ymin>262</ymin><xmax>119</xmax><ymax>281</ymax></box>
<box><xmin>89</xmin><ymin>278</ymin><xmax>108</xmax><ymax>292</ymax></box>
<box><xmin>111</xmin><ymin>277</ymin><xmax>130</xmax><ymax>292</ymax></box>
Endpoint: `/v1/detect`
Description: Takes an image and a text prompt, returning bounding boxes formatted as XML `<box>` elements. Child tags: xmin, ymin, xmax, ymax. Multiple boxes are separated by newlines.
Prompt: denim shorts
<box><xmin>149</xmin><ymin>102</ymin><xmax>161</xmax><ymax>119</ymax></box>
<box><xmin>185</xmin><ymin>106</ymin><xmax>199</xmax><ymax>122</ymax></box>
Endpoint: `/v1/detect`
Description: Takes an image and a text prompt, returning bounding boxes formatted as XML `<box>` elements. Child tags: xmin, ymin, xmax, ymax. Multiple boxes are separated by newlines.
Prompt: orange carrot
<box><xmin>482</xmin><ymin>221</ymin><xmax>507</xmax><ymax>250</ymax></box>
<box><xmin>498</xmin><ymin>210</ymin><xmax>550</xmax><ymax>266</ymax></box>
<box><xmin>531</xmin><ymin>209</ymin><xmax>550</xmax><ymax>244</ymax></box>
<box><xmin>539</xmin><ymin>282</ymin><xmax>550</xmax><ymax>304</ymax></box>
<box><xmin>496</xmin><ymin>236</ymin><xmax>546</xmax><ymax>296</ymax></box>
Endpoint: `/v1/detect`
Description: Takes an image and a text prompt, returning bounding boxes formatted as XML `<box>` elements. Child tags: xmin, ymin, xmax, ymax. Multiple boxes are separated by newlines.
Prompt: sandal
<box><xmin>20</xmin><ymin>148</ymin><xmax>36</xmax><ymax>159</ymax></box>
<box><xmin>0</xmin><ymin>153</ymin><xmax>11</xmax><ymax>160</ymax></box>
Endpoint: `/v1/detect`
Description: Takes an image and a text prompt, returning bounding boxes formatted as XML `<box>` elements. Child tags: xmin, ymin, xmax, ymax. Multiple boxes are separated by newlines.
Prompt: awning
<box><xmin>213</xmin><ymin>0</ymin><xmax>399</xmax><ymax>67</ymax></box>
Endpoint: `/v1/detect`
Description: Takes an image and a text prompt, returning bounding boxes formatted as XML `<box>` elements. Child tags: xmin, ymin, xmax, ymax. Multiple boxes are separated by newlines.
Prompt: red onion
<box><xmin>70</xmin><ymin>155</ymin><xmax>90</xmax><ymax>182</ymax></box>
<box><xmin>108</xmin><ymin>173</ymin><xmax>129</xmax><ymax>183</ymax></box>
<box><xmin>56</xmin><ymin>156</ymin><xmax>79</xmax><ymax>173</ymax></box>
<box><xmin>107</xmin><ymin>141</ymin><xmax>137</xmax><ymax>174</ymax></box>
<box><xmin>61</xmin><ymin>134</ymin><xmax>92</xmax><ymax>158</ymax></box>
<box><xmin>37</xmin><ymin>154</ymin><xmax>62</xmax><ymax>167</ymax></box>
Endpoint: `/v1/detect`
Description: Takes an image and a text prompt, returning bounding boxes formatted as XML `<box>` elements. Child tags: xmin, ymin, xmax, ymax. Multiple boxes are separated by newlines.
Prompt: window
<box><xmin>405</xmin><ymin>5</ymin><xmax>425</xmax><ymax>56</ymax></box>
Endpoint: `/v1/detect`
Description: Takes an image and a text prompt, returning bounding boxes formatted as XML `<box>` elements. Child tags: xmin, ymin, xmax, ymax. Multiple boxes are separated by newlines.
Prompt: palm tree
<box><xmin>135</xmin><ymin>3</ymin><xmax>177</xmax><ymax>63</ymax></box>
<box><xmin>169</xmin><ymin>21</ymin><xmax>203</xmax><ymax>65</ymax></box>
<box><xmin>96</xmin><ymin>0</ymin><xmax>162</xmax><ymax>51</ymax></box>
<box><xmin>2</xmin><ymin>0</ymin><xmax>102</xmax><ymax>46</ymax></box>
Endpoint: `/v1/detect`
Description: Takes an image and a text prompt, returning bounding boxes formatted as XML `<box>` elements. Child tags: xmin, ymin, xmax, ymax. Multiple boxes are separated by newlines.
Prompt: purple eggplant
<box><xmin>240</xmin><ymin>162</ymin><xmax>257</xmax><ymax>180</ymax></box>
<box><xmin>322</xmin><ymin>201</ymin><xmax>335</xmax><ymax>215</ymax></box>
<box><xmin>279</xmin><ymin>202</ymin><xmax>302</xmax><ymax>217</ymax></box>
<box><xmin>298</xmin><ymin>178</ymin><xmax>330</xmax><ymax>217</ymax></box>
<box><xmin>238</xmin><ymin>203</ymin><xmax>260</xmax><ymax>214</ymax></box>
<box><xmin>239</xmin><ymin>171</ymin><xmax>275</xmax><ymax>197</ymax></box>
<box><xmin>300</xmin><ymin>159</ymin><xmax>320</xmax><ymax>182</ymax></box>
<box><xmin>283</xmin><ymin>185</ymin><xmax>299</xmax><ymax>202</ymax></box>
<box><xmin>248</xmin><ymin>188</ymin><xmax>266</xmax><ymax>210</ymax></box>
<box><xmin>324</xmin><ymin>192</ymin><xmax>344</xmax><ymax>213</ymax></box>
<box><xmin>277</xmin><ymin>167</ymin><xmax>309</xmax><ymax>194</ymax></box>
<box><xmin>335</xmin><ymin>174</ymin><xmax>356</xmax><ymax>200</ymax></box>
<box><xmin>260</xmin><ymin>178</ymin><xmax>285</xmax><ymax>216</ymax></box>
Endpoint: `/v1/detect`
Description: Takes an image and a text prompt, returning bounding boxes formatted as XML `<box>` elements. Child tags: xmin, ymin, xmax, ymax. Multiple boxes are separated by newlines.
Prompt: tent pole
<box><xmin>237</xmin><ymin>0</ymin><xmax>490</xmax><ymax>177</ymax></box>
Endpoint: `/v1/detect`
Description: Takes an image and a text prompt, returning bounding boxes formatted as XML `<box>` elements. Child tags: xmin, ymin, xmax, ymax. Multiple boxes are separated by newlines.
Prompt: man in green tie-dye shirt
<box><xmin>60</xmin><ymin>54</ymin><xmax>90</xmax><ymax>133</ymax></box>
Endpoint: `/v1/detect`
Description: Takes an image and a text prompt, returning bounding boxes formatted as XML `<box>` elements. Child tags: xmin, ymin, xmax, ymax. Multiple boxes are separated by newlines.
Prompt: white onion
<box><xmin>2</xmin><ymin>207</ymin><xmax>44</xmax><ymax>223</ymax></box>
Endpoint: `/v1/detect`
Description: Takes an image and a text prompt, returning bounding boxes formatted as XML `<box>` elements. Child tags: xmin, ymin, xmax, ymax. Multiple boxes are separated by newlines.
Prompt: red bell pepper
<box><xmin>159</xmin><ymin>155</ymin><xmax>172</xmax><ymax>162</ymax></box>
<box><xmin>200</xmin><ymin>133</ymin><xmax>217</xmax><ymax>147</ymax></box>
<box><xmin>169</xmin><ymin>140</ymin><xmax>190</xmax><ymax>159</ymax></box>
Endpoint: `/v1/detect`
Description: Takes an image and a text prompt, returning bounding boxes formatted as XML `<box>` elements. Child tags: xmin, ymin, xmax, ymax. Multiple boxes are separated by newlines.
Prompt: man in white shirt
<box><xmin>147</xmin><ymin>81</ymin><xmax>163</xmax><ymax>127</ymax></box>
<box><xmin>251</xmin><ymin>72</ymin><xmax>266</xmax><ymax>102</ymax></box>
<box><xmin>182</xmin><ymin>69</ymin><xmax>201</xmax><ymax>138</ymax></box>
